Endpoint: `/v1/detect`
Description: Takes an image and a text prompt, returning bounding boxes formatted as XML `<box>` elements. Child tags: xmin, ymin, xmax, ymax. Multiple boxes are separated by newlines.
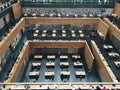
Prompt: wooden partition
<box><xmin>84</xmin><ymin>42</ymin><xmax>94</xmax><ymax>70</ymax></box>
<box><xmin>25</xmin><ymin>17</ymin><xmax>98</xmax><ymax>28</ymax></box>
<box><xmin>113</xmin><ymin>2</ymin><xmax>120</xmax><ymax>16</ymax></box>
<box><xmin>0</xmin><ymin>18</ymin><xmax>25</xmax><ymax>56</ymax></box>
<box><xmin>104</xmin><ymin>18</ymin><xmax>120</xmax><ymax>40</ymax></box>
<box><xmin>91</xmin><ymin>40</ymin><xmax>117</xmax><ymax>82</ymax></box>
<box><xmin>29</xmin><ymin>40</ymin><xmax>86</xmax><ymax>54</ymax></box>
<box><xmin>12</xmin><ymin>2</ymin><xmax>22</xmax><ymax>19</ymax></box>
<box><xmin>7</xmin><ymin>41</ymin><xmax>30</xmax><ymax>82</ymax></box>
<box><xmin>97</xmin><ymin>18</ymin><xmax>109</xmax><ymax>40</ymax></box>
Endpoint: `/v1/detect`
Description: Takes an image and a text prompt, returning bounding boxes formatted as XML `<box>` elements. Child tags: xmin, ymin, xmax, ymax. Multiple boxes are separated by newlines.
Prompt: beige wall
<box><xmin>113</xmin><ymin>2</ymin><xmax>120</xmax><ymax>16</ymax></box>
<box><xmin>7</xmin><ymin>41</ymin><xmax>30</xmax><ymax>82</ymax></box>
<box><xmin>91</xmin><ymin>40</ymin><xmax>117</xmax><ymax>82</ymax></box>
<box><xmin>84</xmin><ymin>41</ymin><xmax>94</xmax><ymax>70</ymax></box>
<box><xmin>97</xmin><ymin>18</ymin><xmax>109</xmax><ymax>40</ymax></box>
<box><xmin>0</xmin><ymin>18</ymin><xmax>25</xmax><ymax>56</ymax></box>
<box><xmin>104</xmin><ymin>18</ymin><xmax>120</xmax><ymax>40</ymax></box>
<box><xmin>12</xmin><ymin>2</ymin><xmax>22</xmax><ymax>19</ymax></box>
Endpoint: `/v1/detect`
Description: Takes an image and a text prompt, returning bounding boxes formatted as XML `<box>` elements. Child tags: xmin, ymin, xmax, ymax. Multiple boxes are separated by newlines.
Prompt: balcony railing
<box><xmin>20</xmin><ymin>1</ymin><xmax>115</xmax><ymax>8</ymax></box>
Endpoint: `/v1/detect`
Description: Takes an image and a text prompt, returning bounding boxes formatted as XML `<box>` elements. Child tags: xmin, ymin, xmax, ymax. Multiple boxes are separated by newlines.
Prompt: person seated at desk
<box><xmin>90</xmin><ymin>32</ymin><xmax>97</xmax><ymax>37</ymax></box>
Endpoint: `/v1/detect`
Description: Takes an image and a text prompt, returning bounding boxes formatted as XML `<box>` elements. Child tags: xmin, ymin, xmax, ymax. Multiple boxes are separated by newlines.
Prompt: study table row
<box><xmin>29</xmin><ymin>70</ymin><xmax>86</xmax><ymax>79</ymax></box>
<box><xmin>34</xmin><ymin>55</ymin><xmax>81</xmax><ymax>60</ymax></box>
<box><xmin>33</xmin><ymin>29</ymin><xmax>84</xmax><ymax>38</ymax></box>
<box><xmin>31</xmin><ymin>62</ymin><xmax>83</xmax><ymax>68</ymax></box>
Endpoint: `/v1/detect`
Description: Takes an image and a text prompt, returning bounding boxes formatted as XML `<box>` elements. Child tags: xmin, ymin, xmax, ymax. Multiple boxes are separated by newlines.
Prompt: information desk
<box><xmin>29</xmin><ymin>71</ymin><xmax>39</xmax><ymax>77</ymax></box>
<box><xmin>75</xmin><ymin>71</ymin><xmax>86</xmax><ymax>78</ymax></box>
<box><xmin>32</xmin><ymin>63</ymin><xmax>41</xmax><ymax>67</ymax></box>
<box><xmin>34</xmin><ymin>55</ymin><xmax>43</xmax><ymax>59</ymax></box>
<box><xmin>74</xmin><ymin>62</ymin><xmax>83</xmax><ymax>67</ymax></box>
<box><xmin>60</xmin><ymin>62</ymin><xmax>69</xmax><ymax>67</ymax></box>
<box><xmin>114</xmin><ymin>61</ymin><xmax>120</xmax><ymax>68</ymax></box>
<box><xmin>45</xmin><ymin>71</ymin><xmax>54</xmax><ymax>77</ymax></box>
<box><xmin>60</xmin><ymin>55</ymin><xmax>68</xmax><ymax>59</ymax></box>
<box><xmin>47</xmin><ymin>55</ymin><xmax>55</xmax><ymax>59</ymax></box>
<box><xmin>46</xmin><ymin>62</ymin><xmax>55</xmax><ymax>67</ymax></box>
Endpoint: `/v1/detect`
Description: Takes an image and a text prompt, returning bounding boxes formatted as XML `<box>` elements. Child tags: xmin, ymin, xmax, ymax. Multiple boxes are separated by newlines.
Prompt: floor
<box><xmin>22</xmin><ymin>54</ymin><xmax>101</xmax><ymax>82</ymax></box>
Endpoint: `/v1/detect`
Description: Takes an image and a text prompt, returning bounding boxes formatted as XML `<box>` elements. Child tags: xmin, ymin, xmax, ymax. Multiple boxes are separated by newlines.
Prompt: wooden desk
<box><xmin>72</xmin><ymin>34</ymin><xmax>76</xmax><ymax>38</ymax></box>
<box><xmin>74</xmin><ymin>62</ymin><xmax>83</xmax><ymax>67</ymax></box>
<box><xmin>45</xmin><ymin>71</ymin><xmax>54</xmax><ymax>77</ymax></box>
<box><xmin>33</xmin><ymin>33</ymin><xmax>38</xmax><ymax>37</ymax></box>
<box><xmin>60</xmin><ymin>62</ymin><xmax>69</xmax><ymax>67</ymax></box>
<box><xmin>80</xmin><ymin>34</ymin><xmax>84</xmax><ymax>38</ymax></box>
<box><xmin>52</xmin><ymin>34</ymin><xmax>56</xmax><ymax>37</ymax></box>
<box><xmin>114</xmin><ymin>61</ymin><xmax>120</xmax><ymax>68</ymax></box>
<box><xmin>60</xmin><ymin>71</ymin><xmax>70</xmax><ymax>76</ymax></box>
<box><xmin>108</xmin><ymin>53</ymin><xmax>119</xmax><ymax>58</ymax></box>
<box><xmin>46</xmin><ymin>62</ymin><xmax>55</xmax><ymax>67</ymax></box>
<box><xmin>97</xmin><ymin>14</ymin><xmax>102</xmax><ymax>17</ymax></box>
<box><xmin>24</xmin><ymin>13</ymin><xmax>28</xmax><ymax>17</ymax></box>
<box><xmin>32</xmin><ymin>13</ymin><xmax>36</xmax><ymax>17</ymax></box>
<box><xmin>42</xmin><ymin>33</ymin><xmax>46</xmax><ymax>37</ymax></box>
<box><xmin>72</xmin><ymin>55</ymin><xmax>81</xmax><ymax>59</ymax></box>
<box><xmin>49</xmin><ymin>14</ymin><xmax>53</xmax><ymax>17</ymax></box>
<box><xmin>71</xmin><ymin>30</ymin><xmax>75</xmax><ymax>34</ymax></box>
<box><xmin>62</xmin><ymin>30</ymin><xmax>66</xmax><ymax>34</ymax></box>
<box><xmin>83</xmin><ymin>14</ymin><xmax>87</xmax><ymax>17</ymax></box>
<box><xmin>41</xmin><ymin>14</ymin><xmax>44</xmax><ymax>17</ymax></box>
<box><xmin>103</xmin><ymin>45</ymin><xmax>113</xmax><ymax>50</ymax></box>
<box><xmin>32</xmin><ymin>63</ymin><xmax>41</xmax><ymax>67</ymax></box>
<box><xmin>60</xmin><ymin>55</ymin><xmax>68</xmax><ymax>59</ymax></box>
<box><xmin>34</xmin><ymin>55</ymin><xmax>43</xmax><ymax>59</ymax></box>
<box><xmin>75</xmin><ymin>71</ymin><xmax>86</xmax><ymax>78</ymax></box>
<box><xmin>35</xmin><ymin>30</ymin><xmax>39</xmax><ymax>34</ymax></box>
<box><xmin>47</xmin><ymin>55</ymin><xmax>55</xmax><ymax>59</ymax></box>
<box><xmin>43</xmin><ymin>30</ymin><xmax>47</xmax><ymax>34</ymax></box>
<box><xmin>108</xmin><ymin>45</ymin><xmax>113</xmax><ymax>49</ymax></box>
<box><xmin>29</xmin><ymin>71</ymin><xmax>39</xmax><ymax>77</ymax></box>
<box><xmin>89</xmin><ymin>14</ymin><xmax>93</xmax><ymax>17</ymax></box>
<box><xmin>58</xmin><ymin>14</ymin><xmax>61</xmax><ymax>17</ymax></box>
<box><xmin>79</xmin><ymin>30</ymin><xmax>83</xmax><ymax>34</ymax></box>
<box><xmin>53</xmin><ymin>30</ymin><xmax>56</xmax><ymax>33</ymax></box>
<box><xmin>74</xmin><ymin>14</ymin><xmax>78</xmax><ymax>17</ymax></box>
<box><xmin>62</xmin><ymin>34</ymin><xmax>66</xmax><ymax>38</ymax></box>
<box><xmin>66</xmin><ymin>14</ymin><xmax>69</xmax><ymax>17</ymax></box>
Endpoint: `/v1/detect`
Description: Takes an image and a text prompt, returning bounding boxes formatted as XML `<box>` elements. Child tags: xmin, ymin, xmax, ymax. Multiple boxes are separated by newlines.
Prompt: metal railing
<box><xmin>20</xmin><ymin>1</ymin><xmax>115</xmax><ymax>8</ymax></box>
